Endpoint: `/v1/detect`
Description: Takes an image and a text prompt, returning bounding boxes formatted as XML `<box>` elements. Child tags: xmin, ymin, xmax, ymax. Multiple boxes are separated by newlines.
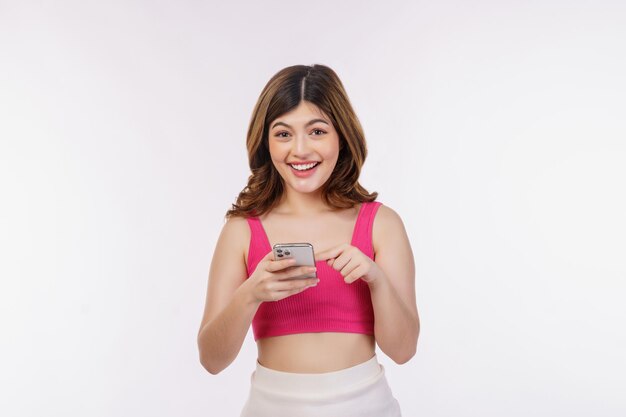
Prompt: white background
<box><xmin>1</xmin><ymin>1</ymin><xmax>625</xmax><ymax>416</ymax></box>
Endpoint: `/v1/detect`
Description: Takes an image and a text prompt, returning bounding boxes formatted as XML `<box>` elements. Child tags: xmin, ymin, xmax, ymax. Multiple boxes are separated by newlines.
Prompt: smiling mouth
<box><xmin>288</xmin><ymin>162</ymin><xmax>320</xmax><ymax>171</ymax></box>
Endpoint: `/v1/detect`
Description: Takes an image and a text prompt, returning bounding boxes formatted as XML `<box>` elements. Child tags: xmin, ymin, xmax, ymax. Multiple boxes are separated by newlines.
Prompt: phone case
<box><xmin>272</xmin><ymin>243</ymin><xmax>317</xmax><ymax>279</ymax></box>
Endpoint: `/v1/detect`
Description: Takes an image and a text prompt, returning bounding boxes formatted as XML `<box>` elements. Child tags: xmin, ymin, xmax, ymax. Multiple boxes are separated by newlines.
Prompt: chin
<box><xmin>290</xmin><ymin>184</ymin><xmax>323</xmax><ymax>194</ymax></box>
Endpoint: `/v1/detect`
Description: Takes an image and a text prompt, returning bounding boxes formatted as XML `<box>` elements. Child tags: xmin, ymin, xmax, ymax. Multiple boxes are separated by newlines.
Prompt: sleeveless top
<box><xmin>245</xmin><ymin>201</ymin><xmax>382</xmax><ymax>341</ymax></box>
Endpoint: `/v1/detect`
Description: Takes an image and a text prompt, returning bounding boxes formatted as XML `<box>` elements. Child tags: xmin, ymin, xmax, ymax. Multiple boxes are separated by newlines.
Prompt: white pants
<box><xmin>239</xmin><ymin>354</ymin><xmax>402</xmax><ymax>417</ymax></box>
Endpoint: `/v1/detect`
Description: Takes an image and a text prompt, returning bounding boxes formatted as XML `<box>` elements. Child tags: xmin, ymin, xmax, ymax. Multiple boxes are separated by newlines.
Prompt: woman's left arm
<box><xmin>368</xmin><ymin>205</ymin><xmax>419</xmax><ymax>364</ymax></box>
<box><xmin>316</xmin><ymin>205</ymin><xmax>420</xmax><ymax>364</ymax></box>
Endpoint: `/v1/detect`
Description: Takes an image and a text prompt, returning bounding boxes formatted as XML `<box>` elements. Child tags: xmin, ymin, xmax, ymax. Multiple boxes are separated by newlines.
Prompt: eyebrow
<box><xmin>271</xmin><ymin>118</ymin><xmax>329</xmax><ymax>130</ymax></box>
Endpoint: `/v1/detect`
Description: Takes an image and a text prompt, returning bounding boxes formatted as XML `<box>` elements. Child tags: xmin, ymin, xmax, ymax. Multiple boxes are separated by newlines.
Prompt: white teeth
<box><xmin>289</xmin><ymin>162</ymin><xmax>319</xmax><ymax>171</ymax></box>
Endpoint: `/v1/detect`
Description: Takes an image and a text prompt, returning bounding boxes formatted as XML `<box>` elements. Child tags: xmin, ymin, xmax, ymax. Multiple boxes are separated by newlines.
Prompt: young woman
<box><xmin>197</xmin><ymin>64</ymin><xmax>419</xmax><ymax>416</ymax></box>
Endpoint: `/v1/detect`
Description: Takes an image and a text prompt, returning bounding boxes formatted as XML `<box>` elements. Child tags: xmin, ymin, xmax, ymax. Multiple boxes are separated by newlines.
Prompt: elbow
<box><xmin>204</xmin><ymin>364</ymin><xmax>222</xmax><ymax>376</ymax></box>
<box><xmin>392</xmin><ymin>345</ymin><xmax>417</xmax><ymax>365</ymax></box>
<box><xmin>392</xmin><ymin>321</ymin><xmax>419</xmax><ymax>365</ymax></box>
<box><xmin>198</xmin><ymin>337</ymin><xmax>223</xmax><ymax>375</ymax></box>
<box><xmin>199</xmin><ymin>353</ymin><xmax>223</xmax><ymax>375</ymax></box>
<box><xmin>198</xmin><ymin>327</ymin><xmax>224</xmax><ymax>375</ymax></box>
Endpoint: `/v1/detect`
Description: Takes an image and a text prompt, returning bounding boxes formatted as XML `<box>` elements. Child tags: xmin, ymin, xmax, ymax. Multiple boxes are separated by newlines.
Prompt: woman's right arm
<box><xmin>197</xmin><ymin>216</ymin><xmax>318</xmax><ymax>375</ymax></box>
<box><xmin>197</xmin><ymin>216</ymin><xmax>257</xmax><ymax>375</ymax></box>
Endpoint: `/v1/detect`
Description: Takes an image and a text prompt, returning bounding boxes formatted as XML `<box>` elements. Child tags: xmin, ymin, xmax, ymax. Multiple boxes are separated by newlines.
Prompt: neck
<box><xmin>276</xmin><ymin>189</ymin><xmax>331</xmax><ymax>216</ymax></box>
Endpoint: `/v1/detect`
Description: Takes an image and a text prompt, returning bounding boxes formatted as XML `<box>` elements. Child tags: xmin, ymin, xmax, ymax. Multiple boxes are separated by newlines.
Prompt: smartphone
<box><xmin>272</xmin><ymin>243</ymin><xmax>317</xmax><ymax>279</ymax></box>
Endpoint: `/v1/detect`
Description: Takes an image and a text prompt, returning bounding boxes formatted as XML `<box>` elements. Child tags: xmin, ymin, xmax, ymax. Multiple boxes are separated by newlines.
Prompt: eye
<box><xmin>311</xmin><ymin>129</ymin><xmax>326</xmax><ymax>136</ymax></box>
<box><xmin>274</xmin><ymin>131</ymin><xmax>290</xmax><ymax>138</ymax></box>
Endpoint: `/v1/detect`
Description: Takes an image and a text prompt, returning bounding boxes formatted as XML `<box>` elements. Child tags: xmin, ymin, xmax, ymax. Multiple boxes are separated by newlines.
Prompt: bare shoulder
<box><xmin>220</xmin><ymin>215</ymin><xmax>251</xmax><ymax>262</ymax></box>
<box><xmin>374</xmin><ymin>203</ymin><xmax>404</xmax><ymax>224</ymax></box>
<box><xmin>372</xmin><ymin>204</ymin><xmax>408</xmax><ymax>254</ymax></box>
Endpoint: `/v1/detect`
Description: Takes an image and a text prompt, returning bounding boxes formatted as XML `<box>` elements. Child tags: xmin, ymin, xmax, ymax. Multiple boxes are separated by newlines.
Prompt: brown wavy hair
<box><xmin>225</xmin><ymin>64</ymin><xmax>378</xmax><ymax>220</ymax></box>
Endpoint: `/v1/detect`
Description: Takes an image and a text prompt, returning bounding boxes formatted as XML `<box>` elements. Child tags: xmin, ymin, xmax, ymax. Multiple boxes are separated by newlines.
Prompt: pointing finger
<box><xmin>315</xmin><ymin>245</ymin><xmax>344</xmax><ymax>261</ymax></box>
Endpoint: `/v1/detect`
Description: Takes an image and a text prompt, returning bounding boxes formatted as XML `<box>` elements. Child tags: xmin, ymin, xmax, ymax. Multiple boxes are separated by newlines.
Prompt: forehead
<box><xmin>270</xmin><ymin>101</ymin><xmax>329</xmax><ymax>126</ymax></box>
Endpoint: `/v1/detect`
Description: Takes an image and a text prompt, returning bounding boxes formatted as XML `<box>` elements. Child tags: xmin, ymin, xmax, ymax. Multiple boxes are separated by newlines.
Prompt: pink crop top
<box><xmin>245</xmin><ymin>201</ymin><xmax>382</xmax><ymax>341</ymax></box>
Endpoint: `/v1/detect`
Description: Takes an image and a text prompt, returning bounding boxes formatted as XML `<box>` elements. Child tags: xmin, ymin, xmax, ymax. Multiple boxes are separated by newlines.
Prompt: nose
<box><xmin>291</xmin><ymin>132</ymin><xmax>311</xmax><ymax>157</ymax></box>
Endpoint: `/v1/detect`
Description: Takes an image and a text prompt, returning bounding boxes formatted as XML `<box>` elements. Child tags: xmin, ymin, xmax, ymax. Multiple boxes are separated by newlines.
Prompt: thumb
<box><xmin>262</xmin><ymin>249</ymin><xmax>275</xmax><ymax>262</ymax></box>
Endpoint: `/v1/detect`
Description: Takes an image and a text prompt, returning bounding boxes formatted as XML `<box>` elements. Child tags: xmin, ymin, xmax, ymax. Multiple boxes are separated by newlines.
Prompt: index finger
<box><xmin>315</xmin><ymin>246</ymin><xmax>343</xmax><ymax>261</ymax></box>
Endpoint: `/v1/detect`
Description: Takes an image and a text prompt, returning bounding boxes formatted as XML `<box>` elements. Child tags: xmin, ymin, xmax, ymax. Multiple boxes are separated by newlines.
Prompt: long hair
<box><xmin>225</xmin><ymin>64</ymin><xmax>378</xmax><ymax>220</ymax></box>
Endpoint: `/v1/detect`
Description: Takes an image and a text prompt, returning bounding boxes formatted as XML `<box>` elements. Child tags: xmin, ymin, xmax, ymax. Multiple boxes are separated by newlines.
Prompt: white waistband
<box><xmin>251</xmin><ymin>354</ymin><xmax>384</xmax><ymax>397</ymax></box>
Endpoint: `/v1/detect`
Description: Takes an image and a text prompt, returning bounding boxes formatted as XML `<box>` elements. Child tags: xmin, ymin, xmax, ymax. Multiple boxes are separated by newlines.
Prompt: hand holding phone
<box><xmin>243</xmin><ymin>244</ymin><xmax>319</xmax><ymax>304</ymax></box>
<box><xmin>272</xmin><ymin>243</ymin><xmax>317</xmax><ymax>279</ymax></box>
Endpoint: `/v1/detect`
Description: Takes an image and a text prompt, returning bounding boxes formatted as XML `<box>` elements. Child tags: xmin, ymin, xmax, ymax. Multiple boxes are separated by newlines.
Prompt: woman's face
<box><xmin>268</xmin><ymin>100</ymin><xmax>340</xmax><ymax>196</ymax></box>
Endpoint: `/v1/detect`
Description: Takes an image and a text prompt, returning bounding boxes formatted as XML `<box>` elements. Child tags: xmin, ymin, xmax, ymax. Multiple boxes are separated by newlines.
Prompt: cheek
<box><xmin>323</xmin><ymin>140</ymin><xmax>340</xmax><ymax>161</ymax></box>
<box><xmin>268</xmin><ymin>142</ymin><xmax>286</xmax><ymax>161</ymax></box>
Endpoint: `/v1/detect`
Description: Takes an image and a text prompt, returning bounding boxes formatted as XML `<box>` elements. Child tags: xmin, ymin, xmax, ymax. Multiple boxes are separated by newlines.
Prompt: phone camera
<box><xmin>277</xmin><ymin>253</ymin><xmax>283</xmax><ymax>257</ymax></box>
<box><xmin>277</xmin><ymin>249</ymin><xmax>283</xmax><ymax>253</ymax></box>
<box><xmin>284</xmin><ymin>250</ymin><xmax>291</xmax><ymax>255</ymax></box>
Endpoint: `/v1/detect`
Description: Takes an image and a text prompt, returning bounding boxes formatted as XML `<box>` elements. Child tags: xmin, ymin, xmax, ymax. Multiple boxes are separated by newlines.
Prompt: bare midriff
<box><xmin>256</xmin><ymin>332</ymin><xmax>376</xmax><ymax>373</ymax></box>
